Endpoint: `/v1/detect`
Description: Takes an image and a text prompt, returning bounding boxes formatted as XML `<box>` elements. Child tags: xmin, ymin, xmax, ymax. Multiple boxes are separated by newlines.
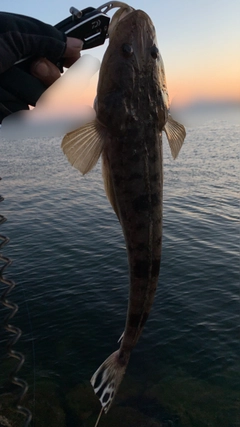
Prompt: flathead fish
<box><xmin>62</xmin><ymin>7</ymin><xmax>186</xmax><ymax>414</ymax></box>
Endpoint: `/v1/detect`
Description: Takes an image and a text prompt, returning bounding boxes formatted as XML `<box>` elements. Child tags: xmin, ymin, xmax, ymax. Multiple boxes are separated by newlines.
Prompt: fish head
<box><xmin>96</xmin><ymin>9</ymin><xmax>169</xmax><ymax>133</ymax></box>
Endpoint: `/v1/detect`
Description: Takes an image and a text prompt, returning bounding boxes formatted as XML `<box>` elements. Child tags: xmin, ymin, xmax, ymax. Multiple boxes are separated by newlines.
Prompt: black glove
<box><xmin>0</xmin><ymin>12</ymin><xmax>67</xmax><ymax>123</ymax></box>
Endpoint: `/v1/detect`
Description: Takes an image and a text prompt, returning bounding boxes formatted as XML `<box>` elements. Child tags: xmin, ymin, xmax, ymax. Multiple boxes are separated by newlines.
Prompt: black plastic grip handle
<box><xmin>55</xmin><ymin>7</ymin><xmax>110</xmax><ymax>50</ymax></box>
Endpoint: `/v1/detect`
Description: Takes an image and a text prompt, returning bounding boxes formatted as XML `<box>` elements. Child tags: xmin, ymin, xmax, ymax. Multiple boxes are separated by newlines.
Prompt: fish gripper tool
<box><xmin>97</xmin><ymin>1</ymin><xmax>132</xmax><ymax>14</ymax></box>
<box><xmin>0</xmin><ymin>178</ymin><xmax>32</xmax><ymax>426</ymax></box>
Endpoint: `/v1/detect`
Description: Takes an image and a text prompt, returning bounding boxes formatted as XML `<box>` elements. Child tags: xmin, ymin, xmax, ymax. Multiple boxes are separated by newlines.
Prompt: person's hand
<box><xmin>0</xmin><ymin>12</ymin><xmax>84</xmax><ymax>122</ymax></box>
<box><xmin>30</xmin><ymin>37</ymin><xmax>83</xmax><ymax>87</ymax></box>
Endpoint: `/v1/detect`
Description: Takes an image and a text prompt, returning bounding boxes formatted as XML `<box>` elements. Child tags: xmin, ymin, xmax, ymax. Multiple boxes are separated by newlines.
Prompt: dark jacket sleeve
<box><xmin>0</xmin><ymin>12</ymin><xmax>67</xmax><ymax>73</ymax></box>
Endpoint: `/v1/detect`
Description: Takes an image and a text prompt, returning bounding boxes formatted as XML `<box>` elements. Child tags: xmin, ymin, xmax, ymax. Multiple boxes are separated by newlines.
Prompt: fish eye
<box><xmin>122</xmin><ymin>43</ymin><xmax>133</xmax><ymax>57</ymax></box>
<box><xmin>150</xmin><ymin>45</ymin><xmax>159</xmax><ymax>59</ymax></box>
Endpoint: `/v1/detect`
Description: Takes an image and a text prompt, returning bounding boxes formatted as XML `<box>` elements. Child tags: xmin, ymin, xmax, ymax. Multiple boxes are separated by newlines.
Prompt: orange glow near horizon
<box><xmin>32</xmin><ymin>56</ymin><xmax>239</xmax><ymax>119</ymax></box>
<box><xmin>166</xmin><ymin>62</ymin><xmax>240</xmax><ymax>105</ymax></box>
<box><xmin>165</xmin><ymin>48</ymin><xmax>240</xmax><ymax>105</ymax></box>
<box><xmin>167</xmin><ymin>78</ymin><xmax>240</xmax><ymax>106</ymax></box>
<box><xmin>53</xmin><ymin>73</ymin><xmax>239</xmax><ymax>114</ymax></box>
<box><xmin>64</xmin><ymin>62</ymin><xmax>240</xmax><ymax>112</ymax></box>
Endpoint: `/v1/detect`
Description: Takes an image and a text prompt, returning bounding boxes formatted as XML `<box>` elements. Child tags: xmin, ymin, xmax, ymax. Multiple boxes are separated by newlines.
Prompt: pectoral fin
<box><xmin>163</xmin><ymin>115</ymin><xmax>186</xmax><ymax>159</ymax></box>
<box><xmin>61</xmin><ymin>120</ymin><xmax>107</xmax><ymax>175</ymax></box>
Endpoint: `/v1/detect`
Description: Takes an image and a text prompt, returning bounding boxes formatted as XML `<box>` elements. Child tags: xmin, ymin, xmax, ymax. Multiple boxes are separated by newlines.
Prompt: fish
<box><xmin>61</xmin><ymin>7</ymin><xmax>186</xmax><ymax>415</ymax></box>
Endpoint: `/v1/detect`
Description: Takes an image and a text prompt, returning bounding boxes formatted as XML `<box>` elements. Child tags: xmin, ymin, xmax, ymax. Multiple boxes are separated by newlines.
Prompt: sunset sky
<box><xmin>1</xmin><ymin>0</ymin><xmax>239</xmax><ymax>111</ymax></box>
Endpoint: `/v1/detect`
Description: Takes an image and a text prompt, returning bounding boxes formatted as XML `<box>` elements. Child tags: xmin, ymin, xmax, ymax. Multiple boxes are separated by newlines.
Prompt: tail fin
<box><xmin>90</xmin><ymin>350</ymin><xmax>128</xmax><ymax>413</ymax></box>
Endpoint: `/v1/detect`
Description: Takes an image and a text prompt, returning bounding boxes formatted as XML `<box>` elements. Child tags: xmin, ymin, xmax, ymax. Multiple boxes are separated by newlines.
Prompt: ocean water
<box><xmin>0</xmin><ymin>120</ymin><xmax>239</xmax><ymax>427</ymax></box>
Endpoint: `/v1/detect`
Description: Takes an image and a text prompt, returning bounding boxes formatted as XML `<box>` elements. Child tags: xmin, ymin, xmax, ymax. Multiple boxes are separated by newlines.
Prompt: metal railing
<box><xmin>0</xmin><ymin>177</ymin><xmax>32</xmax><ymax>426</ymax></box>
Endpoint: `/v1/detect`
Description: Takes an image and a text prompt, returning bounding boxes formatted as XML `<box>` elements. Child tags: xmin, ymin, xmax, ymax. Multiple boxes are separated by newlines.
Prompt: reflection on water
<box><xmin>0</xmin><ymin>120</ymin><xmax>239</xmax><ymax>426</ymax></box>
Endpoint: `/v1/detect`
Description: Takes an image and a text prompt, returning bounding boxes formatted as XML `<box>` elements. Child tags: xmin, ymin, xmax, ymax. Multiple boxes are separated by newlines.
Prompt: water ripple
<box><xmin>0</xmin><ymin>121</ymin><xmax>239</xmax><ymax>409</ymax></box>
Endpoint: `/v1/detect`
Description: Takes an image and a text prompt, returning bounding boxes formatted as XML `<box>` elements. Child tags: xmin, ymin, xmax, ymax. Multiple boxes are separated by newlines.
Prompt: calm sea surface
<box><xmin>0</xmin><ymin>120</ymin><xmax>239</xmax><ymax>427</ymax></box>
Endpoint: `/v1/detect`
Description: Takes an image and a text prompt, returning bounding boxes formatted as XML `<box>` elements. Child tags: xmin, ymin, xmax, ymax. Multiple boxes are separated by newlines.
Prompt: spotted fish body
<box><xmin>100</xmin><ymin>65</ymin><xmax>164</xmax><ymax>361</ymax></box>
<box><xmin>62</xmin><ymin>7</ymin><xmax>185</xmax><ymax>415</ymax></box>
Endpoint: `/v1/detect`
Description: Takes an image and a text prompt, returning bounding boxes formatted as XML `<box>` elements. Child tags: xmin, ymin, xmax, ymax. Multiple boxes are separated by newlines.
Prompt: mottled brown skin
<box><xmin>97</xmin><ymin>10</ymin><xmax>166</xmax><ymax>366</ymax></box>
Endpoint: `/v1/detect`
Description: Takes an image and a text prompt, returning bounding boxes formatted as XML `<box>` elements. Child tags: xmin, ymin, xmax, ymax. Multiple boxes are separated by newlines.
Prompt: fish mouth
<box><xmin>115</xmin><ymin>9</ymin><xmax>155</xmax><ymax>32</ymax></box>
<box><xmin>117</xmin><ymin>8</ymin><xmax>152</xmax><ymax>23</ymax></box>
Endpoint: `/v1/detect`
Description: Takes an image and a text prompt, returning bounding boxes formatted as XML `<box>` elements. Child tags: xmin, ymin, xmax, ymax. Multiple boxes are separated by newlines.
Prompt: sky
<box><xmin>1</xmin><ymin>0</ymin><xmax>240</xmax><ymax>117</ymax></box>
